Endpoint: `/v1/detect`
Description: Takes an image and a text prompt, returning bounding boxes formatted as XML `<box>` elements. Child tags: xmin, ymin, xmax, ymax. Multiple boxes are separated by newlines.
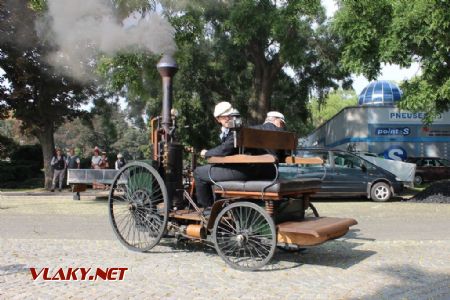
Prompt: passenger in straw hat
<box><xmin>250</xmin><ymin>111</ymin><xmax>287</xmax><ymax>161</ymax></box>
<box><xmin>194</xmin><ymin>102</ymin><xmax>275</xmax><ymax>209</ymax></box>
<box><xmin>262</xmin><ymin>111</ymin><xmax>286</xmax><ymax>130</ymax></box>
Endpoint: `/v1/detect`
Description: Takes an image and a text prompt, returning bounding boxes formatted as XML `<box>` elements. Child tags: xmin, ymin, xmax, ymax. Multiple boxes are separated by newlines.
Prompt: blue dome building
<box><xmin>358</xmin><ymin>80</ymin><xmax>402</xmax><ymax>106</ymax></box>
<box><xmin>305</xmin><ymin>80</ymin><xmax>450</xmax><ymax>162</ymax></box>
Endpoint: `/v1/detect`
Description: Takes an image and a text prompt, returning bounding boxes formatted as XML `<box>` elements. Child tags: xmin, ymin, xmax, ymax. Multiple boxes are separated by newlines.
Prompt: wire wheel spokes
<box><xmin>109</xmin><ymin>161</ymin><xmax>168</xmax><ymax>252</ymax></box>
<box><xmin>213</xmin><ymin>202</ymin><xmax>276</xmax><ymax>271</ymax></box>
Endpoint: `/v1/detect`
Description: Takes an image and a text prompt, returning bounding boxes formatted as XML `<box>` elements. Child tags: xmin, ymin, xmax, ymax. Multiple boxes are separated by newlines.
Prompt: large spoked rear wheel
<box><xmin>213</xmin><ymin>202</ymin><xmax>276</xmax><ymax>271</ymax></box>
<box><xmin>109</xmin><ymin>161</ymin><xmax>169</xmax><ymax>252</ymax></box>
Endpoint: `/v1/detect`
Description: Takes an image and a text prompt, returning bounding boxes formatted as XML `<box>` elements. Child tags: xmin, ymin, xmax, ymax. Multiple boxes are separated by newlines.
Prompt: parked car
<box><xmin>405</xmin><ymin>157</ymin><xmax>450</xmax><ymax>185</ymax></box>
<box><xmin>279</xmin><ymin>148</ymin><xmax>404</xmax><ymax>202</ymax></box>
<box><xmin>354</xmin><ymin>152</ymin><xmax>416</xmax><ymax>187</ymax></box>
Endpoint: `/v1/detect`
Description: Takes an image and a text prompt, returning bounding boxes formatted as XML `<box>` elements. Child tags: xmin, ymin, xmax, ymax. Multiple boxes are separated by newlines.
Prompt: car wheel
<box><xmin>371</xmin><ymin>182</ymin><xmax>391</xmax><ymax>202</ymax></box>
<box><xmin>414</xmin><ymin>175</ymin><xmax>423</xmax><ymax>185</ymax></box>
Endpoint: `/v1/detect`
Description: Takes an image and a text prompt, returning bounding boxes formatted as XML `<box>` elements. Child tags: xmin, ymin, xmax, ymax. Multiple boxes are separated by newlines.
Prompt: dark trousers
<box><xmin>193</xmin><ymin>164</ymin><xmax>276</xmax><ymax>207</ymax></box>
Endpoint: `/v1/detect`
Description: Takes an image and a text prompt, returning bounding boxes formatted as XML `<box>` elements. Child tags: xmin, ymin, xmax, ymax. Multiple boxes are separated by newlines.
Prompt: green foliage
<box><xmin>28</xmin><ymin>0</ymin><xmax>46</xmax><ymax>11</ymax></box>
<box><xmin>308</xmin><ymin>89</ymin><xmax>358</xmax><ymax>128</ymax></box>
<box><xmin>333</xmin><ymin>0</ymin><xmax>450</xmax><ymax>121</ymax></box>
<box><xmin>99</xmin><ymin>0</ymin><xmax>351</xmax><ymax>149</ymax></box>
<box><xmin>0</xmin><ymin>0</ymin><xmax>93</xmax><ymax>132</ymax></box>
<box><xmin>0</xmin><ymin>0</ymin><xmax>99</xmax><ymax>187</ymax></box>
<box><xmin>0</xmin><ymin>163</ymin><xmax>39</xmax><ymax>182</ymax></box>
<box><xmin>202</xmin><ymin>0</ymin><xmax>350</xmax><ymax>122</ymax></box>
<box><xmin>10</xmin><ymin>144</ymin><xmax>43</xmax><ymax>166</ymax></box>
<box><xmin>0</xmin><ymin>160</ymin><xmax>43</xmax><ymax>188</ymax></box>
<box><xmin>97</xmin><ymin>53</ymin><xmax>161</xmax><ymax>121</ymax></box>
<box><xmin>0</xmin><ymin>144</ymin><xmax>43</xmax><ymax>188</ymax></box>
<box><xmin>54</xmin><ymin>100</ymin><xmax>149</xmax><ymax>160</ymax></box>
<box><xmin>0</xmin><ymin>134</ymin><xmax>18</xmax><ymax>159</ymax></box>
<box><xmin>113</xmin><ymin>0</ymin><xmax>155</xmax><ymax>19</ymax></box>
<box><xmin>0</xmin><ymin>119</ymin><xmax>38</xmax><ymax>145</ymax></box>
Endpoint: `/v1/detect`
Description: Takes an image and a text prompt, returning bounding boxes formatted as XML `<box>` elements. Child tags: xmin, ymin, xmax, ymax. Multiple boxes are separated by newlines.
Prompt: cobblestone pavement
<box><xmin>0</xmin><ymin>194</ymin><xmax>449</xmax><ymax>299</ymax></box>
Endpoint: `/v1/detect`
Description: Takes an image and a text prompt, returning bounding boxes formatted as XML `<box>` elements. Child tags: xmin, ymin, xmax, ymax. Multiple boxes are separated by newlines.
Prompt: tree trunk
<box><xmin>247</xmin><ymin>45</ymin><xmax>284</xmax><ymax>124</ymax></box>
<box><xmin>35</xmin><ymin>123</ymin><xmax>55</xmax><ymax>189</ymax></box>
<box><xmin>249</xmin><ymin>70</ymin><xmax>273</xmax><ymax>123</ymax></box>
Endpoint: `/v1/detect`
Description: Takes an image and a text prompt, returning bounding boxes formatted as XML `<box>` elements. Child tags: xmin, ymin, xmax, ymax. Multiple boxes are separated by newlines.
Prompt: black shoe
<box><xmin>51</xmin><ymin>189</ymin><xmax>55</xmax><ymax>192</ymax></box>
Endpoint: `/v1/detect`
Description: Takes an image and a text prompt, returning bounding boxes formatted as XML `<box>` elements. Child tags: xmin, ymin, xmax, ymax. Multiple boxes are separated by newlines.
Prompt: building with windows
<box><xmin>304</xmin><ymin>81</ymin><xmax>450</xmax><ymax>160</ymax></box>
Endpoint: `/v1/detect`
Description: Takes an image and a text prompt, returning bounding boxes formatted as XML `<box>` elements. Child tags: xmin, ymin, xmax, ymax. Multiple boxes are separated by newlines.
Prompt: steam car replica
<box><xmin>73</xmin><ymin>55</ymin><xmax>357</xmax><ymax>271</ymax></box>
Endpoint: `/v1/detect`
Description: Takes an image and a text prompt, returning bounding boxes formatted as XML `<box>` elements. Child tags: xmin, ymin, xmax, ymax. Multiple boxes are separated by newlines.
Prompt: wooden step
<box><xmin>277</xmin><ymin>217</ymin><xmax>357</xmax><ymax>246</ymax></box>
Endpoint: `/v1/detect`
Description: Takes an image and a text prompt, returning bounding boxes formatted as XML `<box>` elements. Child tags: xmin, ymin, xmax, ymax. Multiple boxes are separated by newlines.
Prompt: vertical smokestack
<box><xmin>157</xmin><ymin>54</ymin><xmax>178</xmax><ymax>139</ymax></box>
<box><xmin>156</xmin><ymin>54</ymin><xmax>184</xmax><ymax>208</ymax></box>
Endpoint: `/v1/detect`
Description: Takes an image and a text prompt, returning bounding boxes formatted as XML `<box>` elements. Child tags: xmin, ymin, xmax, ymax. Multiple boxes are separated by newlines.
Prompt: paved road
<box><xmin>1</xmin><ymin>193</ymin><xmax>449</xmax><ymax>299</ymax></box>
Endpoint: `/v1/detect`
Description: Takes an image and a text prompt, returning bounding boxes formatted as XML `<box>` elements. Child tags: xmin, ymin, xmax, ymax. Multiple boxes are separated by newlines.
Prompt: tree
<box><xmin>333</xmin><ymin>0</ymin><xmax>450</xmax><ymax>122</ymax></box>
<box><xmin>100</xmin><ymin>0</ymin><xmax>352</xmax><ymax>151</ymax></box>
<box><xmin>170</xmin><ymin>0</ymin><xmax>351</xmax><ymax>123</ymax></box>
<box><xmin>54</xmin><ymin>100</ymin><xmax>149</xmax><ymax>160</ymax></box>
<box><xmin>0</xmin><ymin>0</ymin><xmax>94</xmax><ymax>188</ymax></box>
<box><xmin>309</xmin><ymin>89</ymin><xmax>357</xmax><ymax>127</ymax></box>
<box><xmin>0</xmin><ymin>133</ymin><xmax>17</xmax><ymax>159</ymax></box>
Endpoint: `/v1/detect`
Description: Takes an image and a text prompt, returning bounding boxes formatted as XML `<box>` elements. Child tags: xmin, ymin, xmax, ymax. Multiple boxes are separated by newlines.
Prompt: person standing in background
<box><xmin>51</xmin><ymin>148</ymin><xmax>66</xmax><ymax>192</ymax></box>
<box><xmin>91</xmin><ymin>148</ymin><xmax>102</xmax><ymax>169</ymax></box>
<box><xmin>91</xmin><ymin>148</ymin><xmax>103</xmax><ymax>189</ymax></box>
<box><xmin>66</xmin><ymin>148</ymin><xmax>81</xmax><ymax>169</ymax></box>
<box><xmin>115</xmin><ymin>153</ymin><xmax>126</xmax><ymax>170</ymax></box>
<box><xmin>99</xmin><ymin>151</ymin><xmax>109</xmax><ymax>169</ymax></box>
<box><xmin>66</xmin><ymin>148</ymin><xmax>81</xmax><ymax>200</ymax></box>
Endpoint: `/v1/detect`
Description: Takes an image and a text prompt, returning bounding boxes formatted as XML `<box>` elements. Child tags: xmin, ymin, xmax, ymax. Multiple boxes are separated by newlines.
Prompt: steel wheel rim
<box><xmin>109</xmin><ymin>161</ymin><xmax>168</xmax><ymax>252</ymax></box>
<box><xmin>414</xmin><ymin>176</ymin><xmax>422</xmax><ymax>185</ymax></box>
<box><xmin>375</xmin><ymin>185</ymin><xmax>389</xmax><ymax>200</ymax></box>
<box><xmin>213</xmin><ymin>202</ymin><xmax>276</xmax><ymax>271</ymax></box>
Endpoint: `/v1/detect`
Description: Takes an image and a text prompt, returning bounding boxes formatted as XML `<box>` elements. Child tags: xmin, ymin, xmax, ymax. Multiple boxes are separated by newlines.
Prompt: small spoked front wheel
<box><xmin>108</xmin><ymin>161</ymin><xmax>169</xmax><ymax>252</ymax></box>
<box><xmin>212</xmin><ymin>202</ymin><xmax>276</xmax><ymax>271</ymax></box>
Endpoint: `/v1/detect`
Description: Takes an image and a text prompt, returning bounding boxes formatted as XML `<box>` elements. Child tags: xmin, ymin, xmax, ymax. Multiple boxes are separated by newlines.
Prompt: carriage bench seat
<box><xmin>207</xmin><ymin>128</ymin><xmax>324</xmax><ymax>201</ymax></box>
<box><xmin>213</xmin><ymin>178</ymin><xmax>321</xmax><ymax>200</ymax></box>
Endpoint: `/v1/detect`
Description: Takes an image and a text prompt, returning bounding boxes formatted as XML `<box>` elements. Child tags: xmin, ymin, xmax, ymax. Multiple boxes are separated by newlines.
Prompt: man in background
<box><xmin>66</xmin><ymin>148</ymin><xmax>80</xmax><ymax>169</ymax></box>
<box><xmin>66</xmin><ymin>148</ymin><xmax>81</xmax><ymax>199</ymax></box>
<box><xmin>115</xmin><ymin>153</ymin><xmax>126</xmax><ymax>170</ymax></box>
<box><xmin>251</xmin><ymin>111</ymin><xmax>287</xmax><ymax>161</ymax></box>
<box><xmin>260</xmin><ymin>111</ymin><xmax>286</xmax><ymax>131</ymax></box>
<box><xmin>51</xmin><ymin>148</ymin><xmax>66</xmax><ymax>192</ymax></box>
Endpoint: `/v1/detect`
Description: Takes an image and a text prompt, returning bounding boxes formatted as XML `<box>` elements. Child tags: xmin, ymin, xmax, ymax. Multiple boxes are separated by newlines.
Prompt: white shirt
<box><xmin>220</xmin><ymin>127</ymin><xmax>229</xmax><ymax>141</ymax></box>
<box><xmin>91</xmin><ymin>155</ymin><xmax>102</xmax><ymax>166</ymax></box>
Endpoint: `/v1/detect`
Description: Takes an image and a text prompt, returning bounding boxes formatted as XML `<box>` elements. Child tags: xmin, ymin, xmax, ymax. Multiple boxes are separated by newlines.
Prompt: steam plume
<box><xmin>41</xmin><ymin>0</ymin><xmax>176</xmax><ymax>81</ymax></box>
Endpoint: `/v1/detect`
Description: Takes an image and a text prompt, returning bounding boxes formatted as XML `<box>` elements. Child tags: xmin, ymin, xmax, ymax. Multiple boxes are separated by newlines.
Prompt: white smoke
<box><xmin>42</xmin><ymin>0</ymin><xmax>176</xmax><ymax>81</ymax></box>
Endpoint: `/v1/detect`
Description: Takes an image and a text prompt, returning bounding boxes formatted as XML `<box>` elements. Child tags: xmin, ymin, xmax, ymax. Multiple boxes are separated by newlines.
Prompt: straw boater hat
<box><xmin>267</xmin><ymin>111</ymin><xmax>286</xmax><ymax>123</ymax></box>
<box><xmin>214</xmin><ymin>101</ymin><xmax>234</xmax><ymax>117</ymax></box>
